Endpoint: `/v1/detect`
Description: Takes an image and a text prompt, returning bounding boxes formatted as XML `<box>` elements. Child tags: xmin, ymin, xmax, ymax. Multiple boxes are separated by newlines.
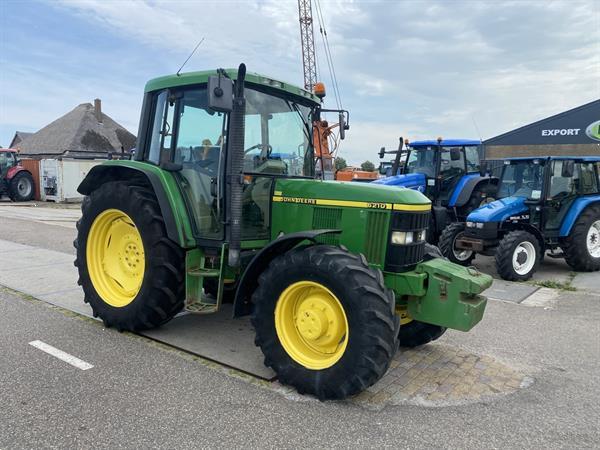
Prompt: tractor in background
<box><xmin>439</xmin><ymin>156</ymin><xmax>600</xmax><ymax>281</ymax></box>
<box><xmin>0</xmin><ymin>148</ymin><xmax>35</xmax><ymax>201</ymax></box>
<box><xmin>374</xmin><ymin>137</ymin><xmax>497</xmax><ymax>244</ymax></box>
<box><xmin>74</xmin><ymin>65</ymin><xmax>492</xmax><ymax>400</ymax></box>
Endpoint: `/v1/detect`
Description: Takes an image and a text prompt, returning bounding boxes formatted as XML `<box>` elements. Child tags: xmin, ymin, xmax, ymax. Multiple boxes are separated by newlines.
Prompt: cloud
<box><xmin>1</xmin><ymin>0</ymin><xmax>598</xmax><ymax>165</ymax></box>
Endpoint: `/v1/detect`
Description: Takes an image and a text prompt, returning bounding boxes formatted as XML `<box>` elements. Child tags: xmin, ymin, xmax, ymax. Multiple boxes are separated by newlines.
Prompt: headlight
<box><xmin>391</xmin><ymin>230</ymin><xmax>426</xmax><ymax>245</ymax></box>
<box><xmin>391</xmin><ymin>231</ymin><xmax>407</xmax><ymax>244</ymax></box>
<box><xmin>466</xmin><ymin>222</ymin><xmax>484</xmax><ymax>229</ymax></box>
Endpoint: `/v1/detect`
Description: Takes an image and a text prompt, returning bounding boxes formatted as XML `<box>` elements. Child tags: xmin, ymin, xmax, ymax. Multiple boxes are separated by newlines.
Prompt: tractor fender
<box><xmin>559</xmin><ymin>196</ymin><xmax>600</xmax><ymax>237</ymax></box>
<box><xmin>232</xmin><ymin>229</ymin><xmax>342</xmax><ymax>317</ymax></box>
<box><xmin>6</xmin><ymin>166</ymin><xmax>31</xmax><ymax>180</ymax></box>
<box><xmin>449</xmin><ymin>175</ymin><xmax>498</xmax><ymax>208</ymax></box>
<box><xmin>78</xmin><ymin>164</ymin><xmax>190</xmax><ymax>247</ymax></box>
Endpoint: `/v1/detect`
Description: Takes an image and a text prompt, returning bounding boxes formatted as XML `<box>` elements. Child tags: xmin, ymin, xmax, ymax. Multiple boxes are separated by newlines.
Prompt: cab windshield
<box><xmin>497</xmin><ymin>161</ymin><xmax>545</xmax><ymax>200</ymax></box>
<box><xmin>243</xmin><ymin>88</ymin><xmax>314</xmax><ymax>177</ymax></box>
<box><xmin>405</xmin><ymin>148</ymin><xmax>436</xmax><ymax>177</ymax></box>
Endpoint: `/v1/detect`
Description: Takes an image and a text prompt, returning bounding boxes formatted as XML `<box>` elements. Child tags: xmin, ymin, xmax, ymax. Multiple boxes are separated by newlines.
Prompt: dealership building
<box><xmin>483</xmin><ymin>99</ymin><xmax>600</xmax><ymax>159</ymax></box>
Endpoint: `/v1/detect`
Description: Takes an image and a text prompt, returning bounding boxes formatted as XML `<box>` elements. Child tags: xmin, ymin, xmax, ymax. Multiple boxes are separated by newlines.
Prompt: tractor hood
<box><xmin>467</xmin><ymin>196</ymin><xmax>529</xmax><ymax>223</ymax></box>
<box><xmin>274</xmin><ymin>178</ymin><xmax>431</xmax><ymax>207</ymax></box>
<box><xmin>370</xmin><ymin>173</ymin><xmax>426</xmax><ymax>193</ymax></box>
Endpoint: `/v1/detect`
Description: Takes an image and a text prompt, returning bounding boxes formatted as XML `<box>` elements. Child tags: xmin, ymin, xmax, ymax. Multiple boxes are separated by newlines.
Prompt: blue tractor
<box><xmin>374</xmin><ymin>137</ymin><xmax>497</xmax><ymax>242</ymax></box>
<box><xmin>439</xmin><ymin>156</ymin><xmax>600</xmax><ymax>280</ymax></box>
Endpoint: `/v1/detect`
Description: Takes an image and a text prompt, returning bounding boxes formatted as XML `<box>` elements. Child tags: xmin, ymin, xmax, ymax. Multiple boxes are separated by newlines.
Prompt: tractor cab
<box><xmin>374</xmin><ymin>138</ymin><xmax>496</xmax><ymax>241</ymax></box>
<box><xmin>0</xmin><ymin>149</ymin><xmax>18</xmax><ymax>177</ymax></box>
<box><xmin>443</xmin><ymin>156</ymin><xmax>600</xmax><ymax>280</ymax></box>
<box><xmin>375</xmin><ymin>139</ymin><xmax>483</xmax><ymax>199</ymax></box>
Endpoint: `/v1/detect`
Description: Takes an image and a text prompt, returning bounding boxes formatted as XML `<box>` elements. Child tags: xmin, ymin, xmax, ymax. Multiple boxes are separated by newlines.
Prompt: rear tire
<box><xmin>495</xmin><ymin>230</ymin><xmax>540</xmax><ymax>281</ymax></box>
<box><xmin>252</xmin><ymin>245</ymin><xmax>398</xmax><ymax>400</ymax></box>
<box><xmin>74</xmin><ymin>181</ymin><xmax>185</xmax><ymax>331</ymax></box>
<box><xmin>561</xmin><ymin>204</ymin><xmax>600</xmax><ymax>271</ymax></box>
<box><xmin>439</xmin><ymin>223</ymin><xmax>475</xmax><ymax>266</ymax></box>
<box><xmin>461</xmin><ymin>183</ymin><xmax>496</xmax><ymax>215</ymax></box>
<box><xmin>9</xmin><ymin>171</ymin><xmax>34</xmax><ymax>201</ymax></box>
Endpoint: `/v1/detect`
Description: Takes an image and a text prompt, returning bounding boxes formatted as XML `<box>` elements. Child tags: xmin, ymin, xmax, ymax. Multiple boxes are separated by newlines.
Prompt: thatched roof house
<box><xmin>9</xmin><ymin>131</ymin><xmax>33</xmax><ymax>148</ymax></box>
<box><xmin>15</xmin><ymin>99</ymin><xmax>136</xmax><ymax>159</ymax></box>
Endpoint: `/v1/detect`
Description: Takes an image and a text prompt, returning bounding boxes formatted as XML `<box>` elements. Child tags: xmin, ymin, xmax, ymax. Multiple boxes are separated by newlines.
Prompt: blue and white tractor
<box><xmin>374</xmin><ymin>138</ymin><xmax>497</xmax><ymax>242</ymax></box>
<box><xmin>439</xmin><ymin>156</ymin><xmax>600</xmax><ymax>280</ymax></box>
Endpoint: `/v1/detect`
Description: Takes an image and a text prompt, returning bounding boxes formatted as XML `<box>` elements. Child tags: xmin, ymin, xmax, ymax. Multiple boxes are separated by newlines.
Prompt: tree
<box><xmin>334</xmin><ymin>157</ymin><xmax>347</xmax><ymax>171</ymax></box>
<box><xmin>361</xmin><ymin>160</ymin><xmax>375</xmax><ymax>172</ymax></box>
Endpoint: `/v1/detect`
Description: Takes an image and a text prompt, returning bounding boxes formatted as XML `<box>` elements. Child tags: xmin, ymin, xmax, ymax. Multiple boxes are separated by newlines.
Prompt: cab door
<box><xmin>544</xmin><ymin>160</ymin><xmax>579</xmax><ymax>232</ymax></box>
<box><xmin>146</xmin><ymin>88</ymin><xmax>226</xmax><ymax>241</ymax></box>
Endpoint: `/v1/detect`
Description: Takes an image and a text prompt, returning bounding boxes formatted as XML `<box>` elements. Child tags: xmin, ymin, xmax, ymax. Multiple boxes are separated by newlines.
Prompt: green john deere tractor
<box><xmin>75</xmin><ymin>64</ymin><xmax>492</xmax><ymax>400</ymax></box>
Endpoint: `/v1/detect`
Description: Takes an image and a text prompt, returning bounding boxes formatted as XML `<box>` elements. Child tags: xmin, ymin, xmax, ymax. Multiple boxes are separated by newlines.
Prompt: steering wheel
<box><xmin>525</xmin><ymin>181</ymin><xmax>538</xmax><ymax>189</ymax></box>
<box><xmin>244</xmin><ymin>143</ymin><xmax>272</xmax><ymax>154</ymax></box>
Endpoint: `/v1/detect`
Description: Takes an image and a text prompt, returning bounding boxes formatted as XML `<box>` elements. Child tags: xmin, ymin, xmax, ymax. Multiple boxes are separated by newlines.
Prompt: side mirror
<box><xmin>379</xmin><ymin>147</ymin><xmax>385</xmax><ymax>159</ymax></box>
<box><xmin>208</xmin><ymin>74</ymin><xmax>233</xmax><ymax>112</ymax></box>
<box><xmin>479</xmin><ymin>161</ymin><xmax>488</xmax><ymax>177</ymax></box>
<box><xmin>339</xmin><ymin>111</ymin><xmax>349</xmax><ymax>140</ymax></box>
<box><xmin>561</xmin><ymin>160</ymin><xmax>575</xmax><ymax>178</ymax></box>
<box><xmin>450</xmin><ymin>148</ymin><xmax>461</xmax><ymax>161</ymax></box>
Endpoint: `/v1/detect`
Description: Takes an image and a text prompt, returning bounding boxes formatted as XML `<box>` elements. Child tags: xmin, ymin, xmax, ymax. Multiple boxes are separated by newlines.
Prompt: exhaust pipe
<box><xmin>227</xmin><ymin>63</ymin><xmax>246</xmax><ymax>267</ymax></box>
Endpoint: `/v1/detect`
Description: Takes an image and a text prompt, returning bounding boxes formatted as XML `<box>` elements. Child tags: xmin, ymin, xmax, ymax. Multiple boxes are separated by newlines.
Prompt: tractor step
<box><xmin>185</xmin><ymin>296</ymin><xmax>218</xmax><ymax>314</ymax></box>
<box><xmin>187</xmin><ymin>268</ymin><xmax>220</xmax><ymax>278</ymax></box>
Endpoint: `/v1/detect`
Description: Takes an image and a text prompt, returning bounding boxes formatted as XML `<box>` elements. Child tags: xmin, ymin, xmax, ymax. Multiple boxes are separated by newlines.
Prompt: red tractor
<box><xmin>0</xmin><ymin>149</ymin><xmax>35</xmax><ymax>201</ymax></box>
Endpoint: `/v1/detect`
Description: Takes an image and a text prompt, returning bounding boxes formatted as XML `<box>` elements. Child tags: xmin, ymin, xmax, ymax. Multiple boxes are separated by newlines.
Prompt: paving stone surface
<box><xmin>350</xmin><ymin>343</ymin><xmax>531</xmax><ymax>409</ymax></box>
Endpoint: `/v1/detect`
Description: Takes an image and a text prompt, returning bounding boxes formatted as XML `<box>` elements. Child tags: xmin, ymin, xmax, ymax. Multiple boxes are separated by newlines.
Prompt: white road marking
<box><xmin>29</xmin><ymin>340</ymin><xmax>94</xmax><ymax>370</ymax></box>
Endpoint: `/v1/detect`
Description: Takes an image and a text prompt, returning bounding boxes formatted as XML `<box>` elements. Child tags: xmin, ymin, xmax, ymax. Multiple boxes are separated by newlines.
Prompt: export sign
<box><xmin>484</xmin><ymin>100</ymin><xmax>600</xmax><ymax>146</ymax></box>
<box><xmin>541</xmin><ymin>128</ymin><xmax>581</xmax><ymax>136</ymax></box>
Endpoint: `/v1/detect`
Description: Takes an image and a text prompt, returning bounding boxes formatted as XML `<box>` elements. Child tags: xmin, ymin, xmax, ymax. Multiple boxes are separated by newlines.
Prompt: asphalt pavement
<box><xmin>1</xmin><ymin>205</ymin><xmax>599</xmax><ymax>449</ymax></box>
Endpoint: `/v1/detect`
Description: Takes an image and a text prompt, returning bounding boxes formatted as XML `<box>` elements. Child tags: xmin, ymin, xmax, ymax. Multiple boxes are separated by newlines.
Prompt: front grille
<box><xmin>312</xmin><ymin>207</ymin><xmax>342</xmax><ymax>245</ymax></box>
<box><xmin>390</xmin><ymin>210</ymin><xmax>430</xmax><ymax>231</ymax></box>
<box><xmin>385</xmin><ymin>211</ymin><xmax>430</xmax><ymax>272</ymax></box>
<box><xmin>364</xmin><ymin>211</ymin><xmax>388</xmax><ymax>263</ymax></box>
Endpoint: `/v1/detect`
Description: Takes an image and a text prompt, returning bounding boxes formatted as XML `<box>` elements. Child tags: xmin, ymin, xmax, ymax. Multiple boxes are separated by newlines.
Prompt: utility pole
<box><xmin>298</xmin><ymin>0</ymin><xmax>317</xmax><ymax>91</ymax></box>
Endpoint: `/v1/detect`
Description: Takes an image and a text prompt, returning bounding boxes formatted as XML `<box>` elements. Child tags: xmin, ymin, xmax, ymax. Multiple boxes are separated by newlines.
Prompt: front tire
<box><xmin>398</xmin><ymin>321</ymin><xmax>446</xmax><ymax>348</ymax></box>
<box><xmin>495</xmin><ymin>230</ymin><xmax>540</xmax><ymax>281</ymax></box>
<box><xmin>9</xmin><ymin>171</ymin><xmax>34</xmax><ymax>201</ymax></box>
<box><xmin>439</xmin><ymin>223</ymin><xmax>475</xmax><ymax>266</ymax></box>
<box><xmin>561</xmin><ymin>205</ymin><xmax>600</xmax><ymax>271</ymax></box>
<box><xmin>251</xmin><ymin>245</ymin><xmax>398</xmax><ymax>400</ymax></box>
<box><xmin>74</xmin><ymin>181</ymin><xmax>185</xmax><ymax>331</ymax></box>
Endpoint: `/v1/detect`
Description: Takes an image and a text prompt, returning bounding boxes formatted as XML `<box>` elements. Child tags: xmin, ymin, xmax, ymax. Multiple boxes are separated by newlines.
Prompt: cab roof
<box><xmin>0</xmin><ymin>148</ymin><xmax>17</xmax><ymax>153</ymax></box>
<box><xmin>409</xmin><ymin>139</ymin><xmax>481</xmax><ymax>148</ymax></box>
<box><xmin>145</xmin><ymin>69</ymin><xmax>319</xmax><ymax>103</ymax></box>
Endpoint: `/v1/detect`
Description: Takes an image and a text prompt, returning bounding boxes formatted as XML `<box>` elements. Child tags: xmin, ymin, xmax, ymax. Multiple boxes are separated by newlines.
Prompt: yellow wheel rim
<box><xmin>86</xmin><ymin>209</ymin><xmax>145</xmax><ymax>308</ymax></box>
<box><xmin>275</xmin><ymin>281</ymin><xmax>348</xmax><ymax>370</ymax></box>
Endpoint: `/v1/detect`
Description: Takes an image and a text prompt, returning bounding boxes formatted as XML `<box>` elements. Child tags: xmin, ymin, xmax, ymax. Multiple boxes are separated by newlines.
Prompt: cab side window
<box><xmin>465</xmin><ymin>147</ymin><xmax>480</xmax><ymax>172</ymax></box>
<box><xmin>147</xmin><ymin>90</ymin><xmax>174</xmax><ymax>165</ymax></box>
<box><xmin>548</xmin><ymin>160</ymin><xmax>575</xmax><ymax>200</ymax></box>
<box><xmin>577</xmin><ymin>162</ymin><xmax>598</xmax><ymax>195</ymax></box>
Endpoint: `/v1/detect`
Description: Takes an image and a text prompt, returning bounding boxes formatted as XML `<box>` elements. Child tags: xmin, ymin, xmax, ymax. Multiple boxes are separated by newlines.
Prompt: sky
<box><xmin>0</xmin><ymin>0</ymin><xmax>598</xmax><ymax>165</ymax></box>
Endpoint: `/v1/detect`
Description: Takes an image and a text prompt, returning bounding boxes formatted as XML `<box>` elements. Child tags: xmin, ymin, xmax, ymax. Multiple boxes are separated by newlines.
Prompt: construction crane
<box><xmin>297</xmin><ymin>0</ymin><xmax>318</xmax><ymax>91</ymax></box>
<box><xmin>298</xmin><ymin>0</ymin><xmax>339</xmax><ymax>180</ymax></box>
